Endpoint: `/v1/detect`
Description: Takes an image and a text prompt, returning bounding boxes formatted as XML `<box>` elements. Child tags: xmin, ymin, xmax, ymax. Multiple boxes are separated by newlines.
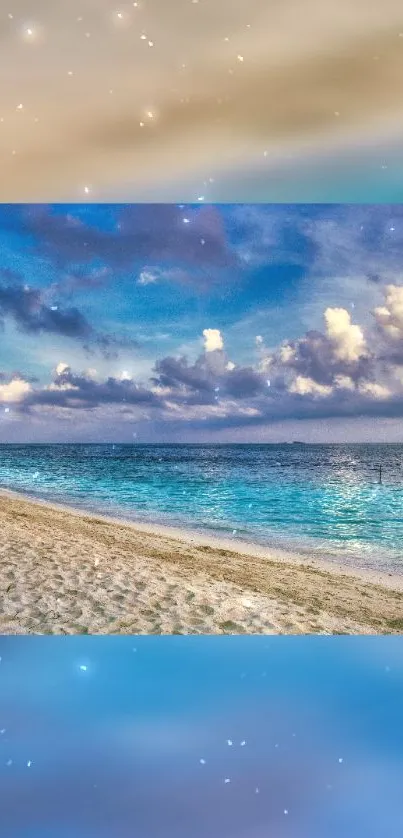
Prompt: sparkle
<box><xmin>27</xmin><ymin>760</ymin><xmax>32</xmax><ymax>768</ymax></box>
<box><xmin>237</xmin><ymin>54</ymin><xmax>244</xmax><ymax>62</ymax></box>
<box><xmin>227</xmin><ymin>739</ymin><xmax>233</xmax><ymax>746</ymax></box>
<box><xmin>79</xmin><ymin>664</ymin><xmax>88</xmax><ymax>672</ymax></box>
<box><xmin>224</xmin><ymin>778</ymin><xmax>231</xmax><ymax>784</ymax></box>
<box><xmin>284</xmin><ymin>809</ymin><xmax>289</xmax><ymax>816</ymax></box>
<box><xmin>338</xmin><ymin>757</ymin><xmax>343</xmax><ymax>763</ymax></box>
<box><xmin>183</xmin><ymin>217</ymin><xmax>190</xmax><ymax>223</ymax></box>
<box><xmin>4</xmin><ymin>407</ymin><xmax>9</xmax><ymax>413</ymax></box>
<box><xmin>199</xmin><ymin>758</ymin><xmax>206</xmax><ymax>764</ymax></box>
<box><xmin>16</xmin><ymin>103</ymin><xmax>24</xmax><ymax>110</ymax></box>
<box><xmin>84</xmin><ymin>186</ymin><xmax>90</xmax><ymax>194</ymax></box>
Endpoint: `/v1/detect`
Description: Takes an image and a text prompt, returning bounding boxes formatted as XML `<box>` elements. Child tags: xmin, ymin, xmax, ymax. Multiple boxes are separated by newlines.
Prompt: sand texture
<box><xmin>0</xmin><ymin>490</ymin><xmax>402</xmax><ymax>635</ymax></box>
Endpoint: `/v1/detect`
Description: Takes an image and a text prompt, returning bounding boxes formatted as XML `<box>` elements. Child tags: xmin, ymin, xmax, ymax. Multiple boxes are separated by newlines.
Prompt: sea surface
<box><xmin>0</xmin><ymin>443</ymin><xmax>402</xmax><ymax>574</ymax></box>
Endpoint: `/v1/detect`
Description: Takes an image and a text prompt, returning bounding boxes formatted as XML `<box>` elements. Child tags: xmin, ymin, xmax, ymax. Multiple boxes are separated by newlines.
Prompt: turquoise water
<box><xmin>0</xmin><ymin>443</ymin><xmax>402</xmax><ymax>574</ymax></box>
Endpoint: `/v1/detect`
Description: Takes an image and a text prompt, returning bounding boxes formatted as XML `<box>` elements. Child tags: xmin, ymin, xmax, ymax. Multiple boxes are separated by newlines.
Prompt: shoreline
<box><xmin>0</xmin><ymin>487</ymin><xmax>402</xmax><ymax>635</ymax></box>
<box><xmin>1</xmin><ymin>486</ymin><xmax>402</xmax><ymax>593</ymax></box>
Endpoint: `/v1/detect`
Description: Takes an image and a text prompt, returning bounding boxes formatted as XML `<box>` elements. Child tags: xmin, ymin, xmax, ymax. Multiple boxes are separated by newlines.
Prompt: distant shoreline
<box><xmin>0</xmin><ymin>487</ymin><xmax>402</xmax><ymax>635</ymax></box>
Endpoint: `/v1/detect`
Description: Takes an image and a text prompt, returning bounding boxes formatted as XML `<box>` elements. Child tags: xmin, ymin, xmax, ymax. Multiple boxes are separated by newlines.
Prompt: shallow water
<box><xmin>0</xmin><ymin>443</ymin><xmax>402</xmax><ymax>574</ymax></box>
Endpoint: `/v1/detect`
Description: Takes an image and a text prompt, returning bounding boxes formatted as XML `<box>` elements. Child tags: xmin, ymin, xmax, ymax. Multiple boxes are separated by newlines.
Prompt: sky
<box><xmin>0</xmin><ymin>635</ymin><xmax>402</xmax><ymax>838</ymax></box>
<box><xmin>2</xmin><ymin>0</ymin><xmax>403</xmax><ymax>202</ymax></box>
<box><xmin>2</xmin><ymin>203</ymin><xmax>403</xmax><ymax>442</ymax></box>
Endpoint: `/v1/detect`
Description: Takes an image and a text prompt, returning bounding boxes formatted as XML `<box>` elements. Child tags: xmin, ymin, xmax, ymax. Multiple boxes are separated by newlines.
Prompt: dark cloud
<box><xmin>154</xmin><ymin>349</ymin><xmax>267</xmax><ymax>403</ymax></box>
<box><xmin>0</xmin><ymin>278</ymin><xmax>138</xmax><ymax>357</ymax></box>
<box><xmin>0</xmin><ymin>282</ymin><xmax>92</xmax><ymax>338</ymax></box>
<box><xmin>26</xmin><ymin>366</ymin><xmax>159</xmax><ymax>411</ymax></box>
<box><xmin>14</xmin><ymin>204</ymin><xmax>236</xmax><ymax>279</ymax></box>
<box><xmin>271</xmin><ymin>330</ymin><xmax>374</xmax><ymax>386</ymax></box>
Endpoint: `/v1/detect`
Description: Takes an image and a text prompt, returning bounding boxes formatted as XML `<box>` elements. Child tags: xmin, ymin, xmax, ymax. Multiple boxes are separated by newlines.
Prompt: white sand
<box><xmin>0</xmin><ymin>489</ymin><xmax>402</xmax><ymax>635</ymax></box>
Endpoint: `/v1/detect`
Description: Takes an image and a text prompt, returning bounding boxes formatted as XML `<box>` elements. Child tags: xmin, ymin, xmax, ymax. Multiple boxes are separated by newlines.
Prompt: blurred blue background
<box><xmin>0</xmin><ymin>636</ymin><xmax>402</xmax><ymax>837</ymax></box>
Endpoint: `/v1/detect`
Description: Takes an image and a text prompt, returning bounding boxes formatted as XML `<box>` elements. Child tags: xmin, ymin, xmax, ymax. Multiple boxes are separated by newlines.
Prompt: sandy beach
<box><xmin>0</xmin><ymin>489</ymin><xmax>402</xmax><ymax>635</ymax></box>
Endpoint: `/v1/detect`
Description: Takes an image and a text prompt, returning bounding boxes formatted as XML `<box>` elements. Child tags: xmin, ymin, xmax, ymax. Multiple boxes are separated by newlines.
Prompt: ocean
<box><xmin>0</xmin><ymin>443</ymin><xmax>402</xmax><ymax>574</ymax></box>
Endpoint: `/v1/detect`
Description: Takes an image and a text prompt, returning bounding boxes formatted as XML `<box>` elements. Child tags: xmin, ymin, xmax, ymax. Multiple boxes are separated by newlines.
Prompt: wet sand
<box><xmin>0</xmin><ymin>489</ymin><xmax>402</xmax><ymax>635</ymax></box>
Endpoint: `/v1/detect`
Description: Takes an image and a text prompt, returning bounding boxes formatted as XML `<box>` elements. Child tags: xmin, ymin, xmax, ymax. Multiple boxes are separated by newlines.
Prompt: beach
<box><xmin>0</xmin><ymin>489</ymin><xmax>402</xmax><ymax>635</ymax></box>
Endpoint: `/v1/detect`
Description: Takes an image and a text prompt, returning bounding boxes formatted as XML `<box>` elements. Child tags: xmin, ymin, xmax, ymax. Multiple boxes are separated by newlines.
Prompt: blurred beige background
<box><xmin>1</xmin><ymin>0</ymin><xmax>403</xmax><ymax>201</ymax></box>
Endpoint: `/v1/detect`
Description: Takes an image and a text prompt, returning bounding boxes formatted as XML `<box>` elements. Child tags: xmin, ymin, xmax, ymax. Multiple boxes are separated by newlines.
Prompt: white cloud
<box><xmin>289</xmin><ymin>375</ymin><xmax>333</xmax><ymax>397</ymax></box>
<box><xmin>203</xmin><ymin>328</ymin><xmax>224</xmax><ymax>352</ymax></box>
<box><xmin>324</xmin><ymin>307</ymin><xmax>368</xmax><ymax>362</ymax></box>
<box><xmin>358</xmin><ymin>381</ymin><xmax>391</xmax><ymax>399</ymax></box>
<box><xmin>0</xmin><ymin>378</ymin><xmax>32</xmax><ymax>403</ymax></box>
<box><xmin>374</xmin><ymin>284</ymin><xmax>403</xmax><ymax>340</ymax></box>
<box><xmin>334</xmin><ymin>374</ymin><xmax>355</xmax><ymax>391</ymax></box>
<box><xmin>55</xmin><ymin>362</ymin><xmax>70</xmax><ymax>376</ymax></box>
<box><xmin>138</xmin><ymin>270</ymin><xmax>159</xmax><ymax>286</ymax></box>
<box><xmin>279</xmin><ymin>343</ymin><xmax>296</xmax><ymax>363</ymax></box>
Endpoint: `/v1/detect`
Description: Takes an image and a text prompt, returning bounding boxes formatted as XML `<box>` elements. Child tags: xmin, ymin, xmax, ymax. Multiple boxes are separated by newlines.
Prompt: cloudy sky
<box><xmin>1</xmin><ymin>203</ymin><xmax>403</xmax><ymax>442</ymax></box>
<box><xmin>2</xmin><ymin>0</ymin><xmax>403</xmax><ymax>202</ymax></box>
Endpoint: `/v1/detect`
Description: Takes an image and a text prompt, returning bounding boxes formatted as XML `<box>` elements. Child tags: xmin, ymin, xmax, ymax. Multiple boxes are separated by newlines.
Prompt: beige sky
<box><xmin>1</xmin><ymin>0</ymin><xmax>403</xmax><ymax>200</ymax></box>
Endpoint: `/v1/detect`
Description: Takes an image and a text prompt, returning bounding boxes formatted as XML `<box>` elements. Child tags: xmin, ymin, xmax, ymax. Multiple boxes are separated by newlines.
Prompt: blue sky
<box><xmin>0</xmin><ymin>636</ymin><xmax>402</xmax><ymax>838</ymax></box>
<box><xmin>1</xmin><ymin>204</ymin><xmax>403</xmax><ymax>441</ymax></box>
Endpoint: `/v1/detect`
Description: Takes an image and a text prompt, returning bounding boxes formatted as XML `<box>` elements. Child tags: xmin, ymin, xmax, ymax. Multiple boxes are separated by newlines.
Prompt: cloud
<box><xmin>0</xmin><ymin>278</ymin><xmax>138</xmax><ymax>358</ymax></box>
<box><xmin>30</xmin><ymin>365</ymin><xmax>159</xmax><ymax>411</ymax></box>
<box><xmin>5</xmin><ymin>285</ymin><xmax>403</xmax><ymax>435</ymax></box>
<box><xmin>357</xmin><ymin>381</ymin><xmax>391</xmax><ymax>400</ymax></box>
<box><xmin>374</xmin><ymin>284</ymin><xmax>403</xmax><ymax>341</ymax></box>
<box><xmin>203</xmin><ymin>329</ymin><xmax>224</xmax><ymax>352</ymax></box>
<box><xmin>17</xmin><ymin>205</ymin><xmax>235</xmax><ymax>278</ymax></box>
<box><xmin>138</xmin><ymin>270</ymin><xmax>159</xmax><ymax>286</ymax></box>
<box><xmin>289</xmin><ymin>376</ymin><xmax>333</xmax><ymax>398</ymax></box>
<box><xmin>0</xmin><ymin>282</ymin><xmax>92</xmax><ymax>339</ymax></box>
<box><xmin>324</xmin><ymin>307</ymin><xmax>368</xmax><ymax>363</ymax></box>
<box><xmin>0</xmin><ymin>377</ymin><xmax>32</xmax><ymax>403</ymax></box>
